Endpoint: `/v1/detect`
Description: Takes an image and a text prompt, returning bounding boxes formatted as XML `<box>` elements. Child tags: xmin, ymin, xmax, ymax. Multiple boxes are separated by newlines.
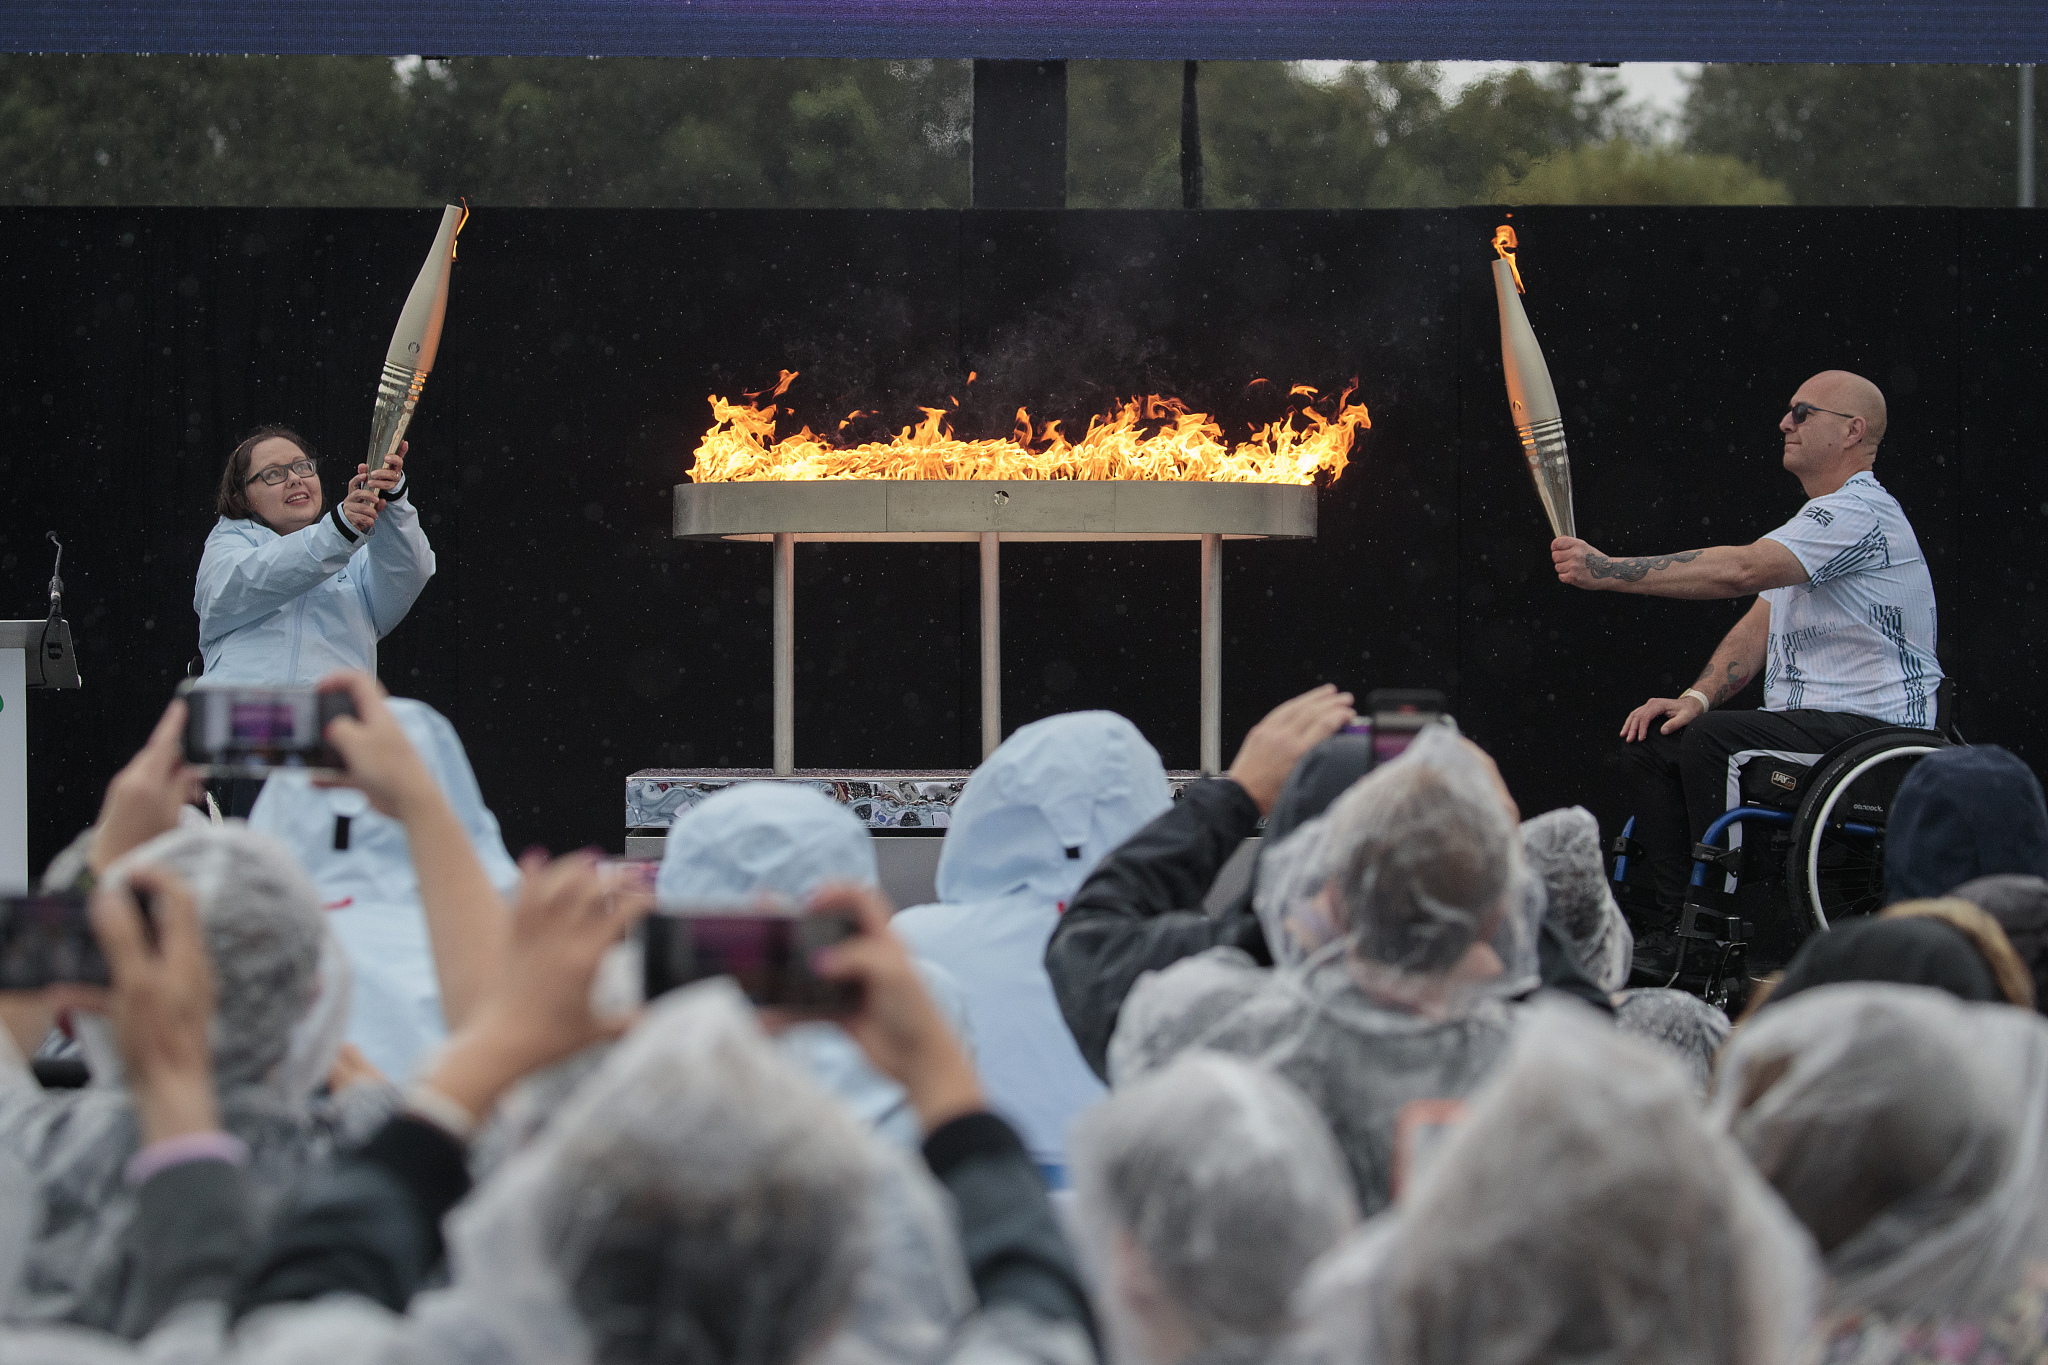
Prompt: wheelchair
<box><xmin>1610</xmin><ymin>696</ymin><xmax>1955</xmax><ymax>1013</ymax></box>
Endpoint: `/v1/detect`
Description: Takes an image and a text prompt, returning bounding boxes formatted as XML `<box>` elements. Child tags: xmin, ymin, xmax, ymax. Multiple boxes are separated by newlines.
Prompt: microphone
<box><xmin>45</xmin><ymin>531</ymin><xmax>63</xmax><ymax>621</ymax></box>
<box><xmin>31</xmin><ymin>530</ymin><xmax>81</xmax><ymax>689</ymax></box>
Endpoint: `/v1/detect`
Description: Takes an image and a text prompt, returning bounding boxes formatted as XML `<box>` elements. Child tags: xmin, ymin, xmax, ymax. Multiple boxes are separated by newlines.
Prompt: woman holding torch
<box><xmin>193</xmin><ymin>426</ymin><xmax>436</xmax><ymax>811</ymax></box>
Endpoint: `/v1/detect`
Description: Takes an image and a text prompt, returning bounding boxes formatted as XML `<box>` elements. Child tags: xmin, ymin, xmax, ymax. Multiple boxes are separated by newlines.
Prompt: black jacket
<box><xmin>1046</xmin><ymin>776</ymin><xmax>1269</xmax><ymax>1080</ymax></box>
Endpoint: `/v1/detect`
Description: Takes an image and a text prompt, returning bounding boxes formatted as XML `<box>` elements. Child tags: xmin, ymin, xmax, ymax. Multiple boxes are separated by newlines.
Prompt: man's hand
<box><xmin>91</xmin><ymin>865</ymin><xmax>220</xmax><ymax>1144</ymax></box>
<box><xmin>1620</xmin><ymin>694</ymin><xmax>1706</xmax><ymax>742</ymax></box>
<box><xmin>357</xmin><ymin>441</ymin><xmax>406</xmax><ymax>501</ymax></box>
<box><xmin>91</xmin><ymin>699</ymin><xmax>203</xmax><ymax>877</ymax></box>
<box><xmin>420</xmin><ymin>851</ymin><xmax>649</xmax><ymax>1123</ymax></box>
<box><xmin>806</xmin><ymin>881</ymin><xmax>984</xmax><ymax>1135</ymax></box>
<box><xmin>1225</xmin><ymin>684</ymin><xmax>1358</xmax><ymax>816</ymax></box>
<box><xmin>1551</xmin><ymin>537</ymin><xmax>1609</xmax><ymax>590</ymax></box>
<box><xmin>315</xmin><ymin>672</ymin><xmax>441</xmax><ymax>821</ymax></box>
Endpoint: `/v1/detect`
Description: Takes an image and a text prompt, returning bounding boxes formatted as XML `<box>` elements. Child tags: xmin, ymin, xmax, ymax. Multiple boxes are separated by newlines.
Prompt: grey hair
<box><xmin>1323</xmin><ymin>727</ymin><xmax>1517</xmax><ymax>974</ymax></box>
<box><xmin>108</xmin><ymin>823</ymin><xmax>324</xmax><ymax>1086</ymax></box>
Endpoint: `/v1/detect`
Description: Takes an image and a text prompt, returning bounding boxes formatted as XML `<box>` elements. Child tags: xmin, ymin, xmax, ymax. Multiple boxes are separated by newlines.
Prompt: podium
<box><xmin>0</xmin><ymin>619</ymin><xmax>81</xmax><ymax>890</ymax></box>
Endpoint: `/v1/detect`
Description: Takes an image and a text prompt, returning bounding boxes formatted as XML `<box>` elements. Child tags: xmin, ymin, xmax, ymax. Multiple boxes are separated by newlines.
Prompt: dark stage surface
<box><xmin>4</xmin><ymin>206</ymin><xmax>2043</xmax><ymax>870</ymax></box>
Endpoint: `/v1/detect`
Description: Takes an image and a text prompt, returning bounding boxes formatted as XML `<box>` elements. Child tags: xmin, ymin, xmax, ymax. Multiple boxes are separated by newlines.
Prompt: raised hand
<box><xmin>358</xmin><ymin>441</ymin><xmax>406</xmax><ymax>501</ymax></box>
<box><xmin>1225</xmin><ymin>684</ymin><xmax>1358</xmax><ymax>815</ymax></box>
<box><xmin>806</xmin><ymin>880</ymin><xmax>984</xmax><ymax>1134</ymax></box>
<box><xmin>418</xmin><ymin>851</ymin><xmax>650</xmax><ymax>1123</ymax></box>
<box><xmin>91</xmin><ymin>698</ymin><xmax>203</xmax><ymax>877</ymax></box>
<box><xmin>314</xmin><ymin>672</ymin><xmax>439</xmax><ymax>819</ymax></box>
<box><xmin>90</xmin><ymin>865</ymin><xmax>219</xmax><ymax>1143</ymax></box>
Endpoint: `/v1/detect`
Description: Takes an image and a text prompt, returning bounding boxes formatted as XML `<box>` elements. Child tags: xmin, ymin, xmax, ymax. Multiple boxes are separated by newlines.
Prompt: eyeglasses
<box><xmin>1786</xmin><ymin>402</ymin><xmax>1857</xmax><ymax>426</ymax></box>
<box><xmin>246</xmin><ymin>458</ymin><xmax>316</xmax><ymax>487</ymax></box>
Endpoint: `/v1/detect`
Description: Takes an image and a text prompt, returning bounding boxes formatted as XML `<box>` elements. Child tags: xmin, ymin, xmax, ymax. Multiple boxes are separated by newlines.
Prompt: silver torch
<box><xmin>1490</xmin><ymin>225</ymin><xmax>1575</xmax><ymax>539</ymax></box>
<box><xmin>368</xmin><ymin>203</ymin><xmax>466</xmax><ymax>497</ymax></box>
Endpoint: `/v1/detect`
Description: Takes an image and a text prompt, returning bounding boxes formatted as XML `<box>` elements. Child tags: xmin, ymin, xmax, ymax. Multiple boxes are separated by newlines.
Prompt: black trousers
<box><xmin>1621</xmin><ymin>708</ymin><xmax>1893</xmax><ymax>909</ymax></box>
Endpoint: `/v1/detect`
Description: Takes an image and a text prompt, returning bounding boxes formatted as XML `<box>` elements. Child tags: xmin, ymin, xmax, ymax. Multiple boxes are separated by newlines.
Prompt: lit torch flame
<box><xmin>1493</xmin><ymin>224</ymin><xmax>1524</xmax><ymax>294</ymax></box>
<box><xmin>691</xmin><ymin>374</ymin><xmax>1370</xmax><ymax>485</ymax></box>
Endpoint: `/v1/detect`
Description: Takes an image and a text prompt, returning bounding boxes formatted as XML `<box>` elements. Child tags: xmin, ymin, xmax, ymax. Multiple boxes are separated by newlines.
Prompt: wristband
<box><xmin>403</xmin><ymin>1082</ymin><xmax>480</xmax><ymax>1144</ymax></box>
<box><xmin>1681</xmin><ymin>688</ymin><xmax>1712</xmax><ymax>712</ymax></box>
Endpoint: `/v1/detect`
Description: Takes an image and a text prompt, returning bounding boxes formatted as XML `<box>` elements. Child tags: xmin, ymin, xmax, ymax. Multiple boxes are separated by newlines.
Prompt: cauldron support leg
<box><xmin>773</xmin><ymin>532</ymin><xmax>795</xmax><ymax>776</ymax></box>
<box><xmin>980</xmin><ymin>531</ymin><xmax>1002</xmax><ymax>759</ymax></box>
<box><xmin>1201</xmin><ymin>533</ymin><xmax>1222</xmax><ymax>774</ymax></box>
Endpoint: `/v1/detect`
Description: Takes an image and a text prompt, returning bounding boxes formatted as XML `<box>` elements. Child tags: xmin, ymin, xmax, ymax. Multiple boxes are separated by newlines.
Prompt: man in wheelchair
<box><xmin>1550</xmin><ymin>370</ymin><xmax>1942</xmax><ymax>934</ymax></box>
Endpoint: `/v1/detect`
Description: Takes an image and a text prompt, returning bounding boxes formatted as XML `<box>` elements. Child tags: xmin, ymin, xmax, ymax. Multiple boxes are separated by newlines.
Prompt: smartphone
<box><xmin>641</xmin><ymin>907</ymin><xmax>862</xmax><ymax>1012</ymax></box>
<box><xmin>179</xmin><ymin>682</ymin><xmax>357</xmax><ymax>777</ymax></box>
<box><xmin>1342</xmin><ymin>688</ymin><xmax>1449</xmax><ymax>765</ymax></box>
<box><xmin>0</xmin><ymin>892</ymin><xmax>109</xmax><ymax>989</ymax></box>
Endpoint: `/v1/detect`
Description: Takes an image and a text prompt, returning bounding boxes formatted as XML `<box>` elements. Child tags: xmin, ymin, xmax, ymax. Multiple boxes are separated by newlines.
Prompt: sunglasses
<box><xmin>1785</xmin><ymin>402</ymin><xmax>1856</xmax><ymax>426</ymax></box>
<box><xmin>245</xmin><ymin>457</ymin><xmax>317</xmax><ymax>487</ymax></box>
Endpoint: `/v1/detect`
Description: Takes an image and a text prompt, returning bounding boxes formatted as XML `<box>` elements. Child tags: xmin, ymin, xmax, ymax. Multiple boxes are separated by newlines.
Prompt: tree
<box><xmin>1489</xmin><ymin>139</ymin><xmax>1791</xmax><ymax>206</ymax></box>
<box><xmin>1685</xmin><ymin>64</ymin><xmax>2038</xmax><ymax>206</ymax></box>
<box><xmin>1068</xmin><ymin>61</ymin><xmax>1636</xmax><ymax>209</ymax></box>
<box><xmin>404</xmin><ymin>58</ymin><xmax>969</xmax><ymax>208</ymax></box>
<box><xmin>0</xmin><ymin>56</ymin><xmax>423</xmax><ymax>206</ymax></box>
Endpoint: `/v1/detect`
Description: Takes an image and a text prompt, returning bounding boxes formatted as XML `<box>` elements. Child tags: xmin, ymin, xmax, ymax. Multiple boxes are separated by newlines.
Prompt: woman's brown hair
<box><xmin>216</xmin><ymin>425</ymin><xmax>318</xmax><ymax>522</ymax></box>
<box><xmin>1884</xmin><ymin>897</ymin><xmax>2039</xmax><ymax>1008</ymax></box>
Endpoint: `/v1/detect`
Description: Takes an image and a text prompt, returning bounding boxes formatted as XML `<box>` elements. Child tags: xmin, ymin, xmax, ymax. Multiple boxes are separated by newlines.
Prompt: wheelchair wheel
<box><xmin>1784</xmin><ymin>730</ymin><xmax>1946</xmax><ymax>931</ymax></box>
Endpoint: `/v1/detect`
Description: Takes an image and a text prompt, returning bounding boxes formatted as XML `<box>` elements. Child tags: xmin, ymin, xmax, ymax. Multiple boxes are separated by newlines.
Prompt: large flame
<box><xmin>1492</xmin><ymin>224</ymin><xmax>1524</xmax><ymax>294</ymax></box>
<box><xmin>691</xmin><ymin>372</ymin><xmax>1369</xmax><ymax>484</ymax></box>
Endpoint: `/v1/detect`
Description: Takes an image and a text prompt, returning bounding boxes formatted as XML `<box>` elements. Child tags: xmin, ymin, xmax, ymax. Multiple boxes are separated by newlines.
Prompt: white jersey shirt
<box><xmin>1758</xmin><ymin>470</ymin><xmax>1942</xmax><ymax>727</ymax></box>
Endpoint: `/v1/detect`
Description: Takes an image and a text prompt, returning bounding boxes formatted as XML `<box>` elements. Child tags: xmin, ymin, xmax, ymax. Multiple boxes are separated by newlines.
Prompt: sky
<box><xmin>1440</xmin><ymin>61</ymin><xmax>1701</xmax><ymax>133</ymax></box>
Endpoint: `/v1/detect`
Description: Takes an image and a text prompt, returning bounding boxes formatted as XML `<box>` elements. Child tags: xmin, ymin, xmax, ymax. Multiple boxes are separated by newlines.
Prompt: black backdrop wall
<box><xmin>5</xmin><ymin>206</ymin><xmax>2044</xmax><ymax>870</ymax></box>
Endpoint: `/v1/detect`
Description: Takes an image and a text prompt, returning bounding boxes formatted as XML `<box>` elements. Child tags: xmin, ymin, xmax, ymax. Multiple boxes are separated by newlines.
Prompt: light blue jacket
<box><xmin>194</xmin><ymin>484</ymin><xmax>434</xmax><ymax>684</ymax></box>
<box><xmin>658</xmin><ymin>783</ymin><xmax>973</xmax><ymax>1149</ymax></box>
<box><xmin>247</xmin><ymin>699</ymin><xmax>520</xmax><ymax>1084</ymax></box>
<box><xmin>892</xmin><ymin>711</ymin><xmax>1172</xmax><ymax>1173</ymax></box>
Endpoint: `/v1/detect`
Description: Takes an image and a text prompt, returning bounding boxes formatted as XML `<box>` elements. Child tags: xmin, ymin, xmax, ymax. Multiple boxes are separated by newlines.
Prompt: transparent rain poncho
<box><xmin>1291</xmin><ymin>999</ymin><xmax>1821</xmax><ymax>1365</ymax></box>
<box><xmin>1613</xmin><ymin>988</ymin><xmax>1730</xmax><ymax>1092</ymax></box>
<box><xmin>248</xmin><ymin>697</ymin><xmax>521</xmax><ymax>1083</ymax></box>
<box><xmin>1069</xmin><ymin>1052</ymin><xmax>1358</xmax><ymax>1364</ymax></box>
<box><xmin>893</xmin><ymin>710</ymin><xmax>1171</xmax><ymax>1171</ymax></box>
<box><xmin>1710</xmin><ymin>983</ymin><xmax>2048</xmax><ymax>1348</ymax></box>
<box><xmin>1520</xmin><ymin>806</ymin><xmax>1633</xmax><ymax>994</ymax></box>
<box><xmin>0</xmin><ymin>824</ymin><xmax>395</xmax><ymax>1334</ymax></box>
<box><xmin>193</xmin><ymin>981</ymin><xmax>880</xmax><ymax>1365</ymax></box>
<box><xmin>1100</xmin><ymin>726</ymin><xmax>1532</xmax><ymax>1215</ymax></box>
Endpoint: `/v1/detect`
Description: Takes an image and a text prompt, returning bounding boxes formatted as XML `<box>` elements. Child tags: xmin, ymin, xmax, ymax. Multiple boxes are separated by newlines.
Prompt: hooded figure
<box><xmin>1519</xmin><ymin>806</ymin><xmax>1632</xmax><ymax>994</ymax></box>
<box><xmin>1069</xmin><ymin>1053</ymin><xmax>1358</xmax><ymax>1365</ymax></box>
<box><xmin>892</xmin><ymin>711</ymin><xmax>1172</xmax><ymax>1177</ymax></box>
<box><xmin>1885</xmin><ymin>745</ymin><xmax>2048</xmax><ymax>902</ymax></box>
<box><xmin>1104</xmin><ymin>727</ymin><xmax>1535</xmax><ymax>1215</ymax></box>
<box><xmin>1953</xmin><ymin>873</ymin><xmax>2048</xmax><ymax>1014</ymax></box>
<box><xmin>247</xmin><ymin>698</ymin><xmax>520</xmax><ymax>1083</ymax></box>
<box><xmin>1712</xmin><ymin>984</ymin><xmax>2048</xmax><ymax>1360</ymax></box>
<box><xmin>649</xmin><ymin>783</ymin><xmax>979</xmax><ymax>1364</ymax></box>
<box><xmin>653</xmin><ymin>782</ymin><xmax>974</xmax><ymax>1144</ymax></box>
<box><xmin>0</xmin><ymin>825</ymin><xmax>395</xmax><ymax>1335</ymax></box>
<box><xmin>1292</xmin><ymin>999</ymin><xmax>1821</xmax><ymax>1365</ymax></box>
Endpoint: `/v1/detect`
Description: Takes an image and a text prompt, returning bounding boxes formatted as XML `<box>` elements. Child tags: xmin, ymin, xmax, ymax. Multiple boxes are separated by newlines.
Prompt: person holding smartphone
<box><xmin>194</xmin><ymin>425</ymin><xmax>436</xmax><ymax>814</ymax></box>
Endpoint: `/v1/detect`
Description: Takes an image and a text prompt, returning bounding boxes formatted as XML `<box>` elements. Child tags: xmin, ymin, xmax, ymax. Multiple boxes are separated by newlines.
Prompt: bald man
<box><xmin>1551</xmin><ymin>371</ymin><xmax>1943</xmax><ymax>918</ymax></box>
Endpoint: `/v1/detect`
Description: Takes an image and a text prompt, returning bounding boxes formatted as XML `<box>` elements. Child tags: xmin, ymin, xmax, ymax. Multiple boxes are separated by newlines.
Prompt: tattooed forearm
<box><xmin>1586</xmin><ymin>549</ymin><xmax>1704</xmax><ymax>583</ymax></box>
<box><xmin>1707</xmin><ymin>660</ymin><xmax>1750</xmax><ymax>705</ymax></box>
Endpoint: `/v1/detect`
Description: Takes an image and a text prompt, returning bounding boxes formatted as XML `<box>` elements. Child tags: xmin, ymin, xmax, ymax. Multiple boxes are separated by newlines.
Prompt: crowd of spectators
<box><xmin>3</xmin><ymin>675</ymin><xmax>2046</xmax><ymax>1365</ymax></box>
